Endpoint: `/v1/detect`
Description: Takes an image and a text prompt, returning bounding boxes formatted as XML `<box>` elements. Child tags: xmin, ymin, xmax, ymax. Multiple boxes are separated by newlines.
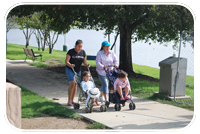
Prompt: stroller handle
<box><xmin>104</xmin><ymin>65</ymin><xmax>119</xmax><ymax>72</ymax></box>
<box><xmin>107</xmin><ymin>65</ymin><xmax>115</xmax><ymax>67</ymax></box>
<box><xmin>71</xmin><ymin>67</ymin><xmax>76</xmax><ymax>74</ymax></box>
<box><xmin>71</xmin><ymin>64</ymin><xmax>90</xmax><ymax>73</ymax></box>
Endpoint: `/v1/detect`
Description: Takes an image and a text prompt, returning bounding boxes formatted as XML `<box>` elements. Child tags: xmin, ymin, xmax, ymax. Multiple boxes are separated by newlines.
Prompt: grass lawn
<box><xmin>20</xmin><ymin>85</ymin><xmax>81</xmax><ymax>119</ymax></box>
<box><xmin>7</xmin><ymin>43</ymin><xmax>194</xmax><ymax>110</ymax></box>
<box><xmin>20</xmin><ymin>85</ymin><xmax>107</xmax><ymax>129</ymax></box>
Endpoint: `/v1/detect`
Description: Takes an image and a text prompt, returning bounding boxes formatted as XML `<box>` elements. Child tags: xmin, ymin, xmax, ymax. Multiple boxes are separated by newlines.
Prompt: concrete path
<box><xmin>6</xmin><ymin>59</ymin><xmax>194</xmax><ymax>129</ymax></box>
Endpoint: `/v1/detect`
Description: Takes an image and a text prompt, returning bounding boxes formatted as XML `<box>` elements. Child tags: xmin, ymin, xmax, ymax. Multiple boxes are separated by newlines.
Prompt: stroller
<box><xmin>72</xmin><ymin>67</ymin><xmax>108</xmax><ymax>113</ymax></box>
<box><xmin>105</xmin><ymin>65</ymin><xmax>136</xmax><ymax>111</ymax></box>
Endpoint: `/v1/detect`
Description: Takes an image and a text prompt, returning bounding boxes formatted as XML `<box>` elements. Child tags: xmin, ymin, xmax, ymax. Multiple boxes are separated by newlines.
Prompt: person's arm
<box><xmin>96</xmin><ymin>52</ymin><xmax>108</xmax><ymax>69</ymax></box>
<box><xmin>81</xmin><ymin>81</ymin><xmax>88</xmax><ymax>92</ymax></box>
<box><xmin>96</xmin><ymin>52</ymin><xmax>104</xmax><ymax>69</ymax></box>
<box><xmin>65</xmin><ymin>54</ymin><xmax>75</xmax><ymax>68</ymax></box>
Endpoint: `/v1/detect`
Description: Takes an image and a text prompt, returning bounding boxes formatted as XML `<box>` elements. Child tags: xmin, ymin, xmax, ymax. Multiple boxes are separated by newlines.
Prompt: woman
<box><xmin>65</xmin><ymin>39</ymin><xmax>90</xmax><ymax>106</ymax></box>
<box><xmin>96</xmin><ymin>40</ymin><xmax>119</xmax><ymax>104</ymax></box>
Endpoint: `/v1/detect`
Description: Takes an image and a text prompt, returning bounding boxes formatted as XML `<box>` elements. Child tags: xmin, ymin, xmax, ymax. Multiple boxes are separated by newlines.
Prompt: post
<box><xmin>6</xmin><ymin>83</ymin><xmax>21</xmax><ymax>128</ymax></box>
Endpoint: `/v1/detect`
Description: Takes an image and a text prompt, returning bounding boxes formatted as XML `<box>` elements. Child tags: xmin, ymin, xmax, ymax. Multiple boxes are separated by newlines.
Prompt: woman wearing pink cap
<box><xmin>96</xmin><ymin>41</ymin><xmax>119</xmax><ymax>105</ymax></box>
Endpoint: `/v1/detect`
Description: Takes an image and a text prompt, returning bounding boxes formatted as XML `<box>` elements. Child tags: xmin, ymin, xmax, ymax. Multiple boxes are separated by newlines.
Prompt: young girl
<box><xmin>114</xmin><ymin>70</ymin><xmax>131</xmax><ymax>100</ymax></box>
<box><xmin>81</xmin><ymin>71</ymin><xmax>100</xmax><ymax>106</ymax></box>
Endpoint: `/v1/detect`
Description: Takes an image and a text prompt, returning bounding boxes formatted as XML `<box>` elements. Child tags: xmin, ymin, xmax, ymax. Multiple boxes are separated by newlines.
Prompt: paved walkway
<box><xmin>6</xmin><ymin>59</ymin><xmax>194</xmax><ymax>129</ymax></box>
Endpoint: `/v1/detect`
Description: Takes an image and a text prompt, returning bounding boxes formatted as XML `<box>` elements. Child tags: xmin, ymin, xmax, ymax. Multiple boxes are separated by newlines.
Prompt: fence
<box><xmin>174</xmin><ymin>31</ymin><xmax>194</xmax><ymax>105</ymax></box>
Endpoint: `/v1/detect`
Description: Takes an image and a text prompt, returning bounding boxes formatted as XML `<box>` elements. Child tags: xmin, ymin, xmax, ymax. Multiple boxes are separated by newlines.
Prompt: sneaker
<box><xmin>120</xmin><ymin>97</ymin><xmax>125</xmax><ymax>101</ymax></box>
<box><xmin>99</xmin><ymin>96</ymin><xmax>105</xmax><ymax>102</ymax></box>
<box><xmin>105</xmin><ymin>101</ymin><xmax>110</xmax><ymax>107</ymax></box>
<box><xmin>125</xmin><ymin>96</ymin><xmax>130</xmax><ymax>100</ymax></box>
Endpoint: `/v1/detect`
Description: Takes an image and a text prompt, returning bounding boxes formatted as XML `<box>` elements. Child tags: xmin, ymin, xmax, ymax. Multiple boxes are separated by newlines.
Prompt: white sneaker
<box><xmin>99</xmin><ymin>96</ymin><xmax>105</xmax><ymax>102</ymax></box>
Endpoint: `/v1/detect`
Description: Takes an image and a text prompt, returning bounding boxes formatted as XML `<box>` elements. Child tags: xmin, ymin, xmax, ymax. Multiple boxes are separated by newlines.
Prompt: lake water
<box><xmin>7</xmin><ymin>28</ymin><xmax>194</xmax><ymax>76</ymax></box>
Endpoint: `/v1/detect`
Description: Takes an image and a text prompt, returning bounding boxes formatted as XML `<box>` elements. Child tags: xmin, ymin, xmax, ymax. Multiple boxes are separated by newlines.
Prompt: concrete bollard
<box><xmin>6</xmin><ymin>82</ymin><xmax>21</xmax><ymax>129</ymax></box>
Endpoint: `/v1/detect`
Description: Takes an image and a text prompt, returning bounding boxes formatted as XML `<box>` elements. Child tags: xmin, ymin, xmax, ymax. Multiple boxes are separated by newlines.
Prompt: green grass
<box><xmin>6</xmin><ymin>43</ymin><xmax>67</xmax><ymax>64</ymax></box>
<box><xmin>87</xmin><ymin>122</ymin><xmax>108</xmax><ymax>129</ymax></box>
<box><xmin>20</xmin><ymin>85</ymin><xmax>82</xmax><ymax>119</ymax></box>
<box><xmin>128</xmin><ymin>78</ymin><xmax>194</xmax><ymax>110</ymax></box>
<box><xmin>21</xmin><ymin>85</ymin><xmax>109</xmax><ymax>129</ymax></box>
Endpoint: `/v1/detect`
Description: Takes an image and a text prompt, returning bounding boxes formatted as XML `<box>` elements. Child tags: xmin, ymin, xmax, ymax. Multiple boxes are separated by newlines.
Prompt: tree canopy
<box><xmin>9</xmin><ymin>5</ymin><xmax>194</xmax><ymax>73</ymax></box>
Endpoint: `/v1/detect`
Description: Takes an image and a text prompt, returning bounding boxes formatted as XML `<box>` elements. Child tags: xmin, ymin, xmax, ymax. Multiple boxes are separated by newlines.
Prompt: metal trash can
<box><xmin>63</xmin><ymin>45</ymin><xmax>68</xmax><ymax>51</ymax></box>
<box><xmin>159</xmin><ymin>56</ymin><xmax>187</xmax><ymax>96</ymax></box>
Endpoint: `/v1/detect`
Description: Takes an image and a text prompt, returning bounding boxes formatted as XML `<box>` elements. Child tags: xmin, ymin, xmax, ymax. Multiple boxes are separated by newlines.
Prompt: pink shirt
<box><xmin>96</xmin><ymin>50</ymin><xmax>119</xmax><ymax>76</ymax></box>
<box><xmin>114</xmin><ymin>78</ymin><xmax>130</xmax><ymax>90</ymax></box>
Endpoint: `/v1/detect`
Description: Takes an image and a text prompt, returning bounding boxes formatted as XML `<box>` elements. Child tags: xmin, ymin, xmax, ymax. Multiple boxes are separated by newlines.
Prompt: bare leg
<box><xmin>124</xmin><ymin>86</ymin><xmax>131</xmax><ymax>98</ymax></box>
<box><xmin>117</xmin><ymin>86</ymin><xmax>123</xmax><ymax>99</ymax></box>
<box><xmin>91</xmin><ymin>98</ymin><xmax>95</xmax><ymax>103</ymax></box>
<box><xmin>68</xmin><ymin>81</ymin><xmax>76</xmax><ymax>104</ymax></box>
<box><xmin>71</xmin><ymin>82</ymin><xmax>77</xmax><ymax>103</ymax></box>
<box><xmin>96</xmin><ymin>99</ymin><xmax>100</xmax><ymax>105</ymax></box>
<box><xmin>104</xmin><ymin>94</ymin><xmax>109</xmax><ymax>101</ymax></box>
<box><xmin>100</xmin><ymin>91</ymin><xmax>103</xmax><ymax>97</ymax></box>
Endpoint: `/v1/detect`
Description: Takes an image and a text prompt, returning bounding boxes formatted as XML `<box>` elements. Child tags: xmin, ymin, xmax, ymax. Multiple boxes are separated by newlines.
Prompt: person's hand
<box><xmin>71</xmin><ymin>64</ymin><xmax>75</xmax><ymax>68</ymax></box>
<box><xmin>114</xmin><ymin>65</ymin><xmax>119</xmax><ymax>68</ymax></box>
<box><xmin>104</xmin><ymin>65</ymin><xmax>108</xmax><ymax>69</ymax></box>
<box><xmin>87</xmin><ymin>64</ymin><xmax>90</xmax><ymax>68</ymax></box>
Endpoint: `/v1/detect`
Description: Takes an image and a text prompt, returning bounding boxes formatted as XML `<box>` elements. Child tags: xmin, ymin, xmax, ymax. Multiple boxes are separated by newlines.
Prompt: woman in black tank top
<box><xmin>65</xmin><ymin>40</ymin><xmax>90</xmax><ymax>106</ymax></box>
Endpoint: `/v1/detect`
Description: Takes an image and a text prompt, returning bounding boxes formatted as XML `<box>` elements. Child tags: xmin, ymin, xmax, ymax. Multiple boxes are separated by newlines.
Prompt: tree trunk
<box><xmin>119</xmin><ymin>25</ymin><xmax>134</xmax><ymax>73</ymax></box>
<box><xmin>25</xmin><ymin>38</ymin><xmax>29</xmax><ymax>48</ymax></box>
<box><xmin>49</xmin><ymin>45</ymin><xmax>52</xmax><ymax>54</ymax></box>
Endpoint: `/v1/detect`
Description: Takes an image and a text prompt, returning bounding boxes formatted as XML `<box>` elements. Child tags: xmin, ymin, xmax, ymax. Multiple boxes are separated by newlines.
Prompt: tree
<box><xmin>14</xmin><ymin>15</ymin><xmax>35</xmax><ymax>48</ymax></box>
<box><xmin>9</xmin><ymin>5</ymin><xmax>193</xmax><ymax>72</ymax></box>
<box><xmin>6</xmin><ymin>16</ymin><xmax>17</xmax><ymax>33</ymax></box>
<box><xmin>10</xmin><ymin>6</ymin><xmax>70</xmax><ymax>54</ymax></box>
<box><xmin>75</xmin><ymin>5</ymin><xmax>193</xmax><ymax>73</ymax></box>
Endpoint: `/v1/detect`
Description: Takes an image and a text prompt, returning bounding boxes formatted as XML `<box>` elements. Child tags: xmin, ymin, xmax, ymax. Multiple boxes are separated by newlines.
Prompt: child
<box><xmin>114</xmin><ymin>70</ymin><xmax>131</xmax><ymax>100</ymax></box>
<box><xmin>81</xmin><ymin>71</ymin><xmax>100</xmax><ymax>106</ymax></box>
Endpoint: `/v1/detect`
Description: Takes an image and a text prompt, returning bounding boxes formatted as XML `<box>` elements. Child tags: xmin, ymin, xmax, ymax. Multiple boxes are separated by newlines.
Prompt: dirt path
<box><xmin>22</xmin><ymin>116</ymin><xmax>90</xmax><ymax>129</ymax></box>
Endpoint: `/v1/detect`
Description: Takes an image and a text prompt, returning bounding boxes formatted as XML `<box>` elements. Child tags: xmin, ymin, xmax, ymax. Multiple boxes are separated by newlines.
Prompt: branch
<box><xmin>130</xmin><ymin>13</ymin><xmax>149</xmax><ymax>30</ymax></box>
<box><xmin>111</xmin><ymin>31</ymin><xmax>120</xmax><ymax>50</ymax></box>
<box><xmin>28</xmin><ymin>29</ymin><xmax>35</xmax><ymax>40</ymax></box>
<box><xmin>52</xmin><ymin>32</ymin><xmax>59</xmax><ymax>49</ymax></box>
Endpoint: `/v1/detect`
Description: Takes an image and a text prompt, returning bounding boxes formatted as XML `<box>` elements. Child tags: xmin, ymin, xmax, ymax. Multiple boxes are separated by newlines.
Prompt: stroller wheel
<box><xmin>77</xmin><ymin>103</ymin><xmax>80</xmax><ymax>109</ymax></box>
<box><xmin>100</xmin><ymin>105</ymin><xmax>104</xmax><ymax>112</ymax></box>
<box><xmin>89</xmin><ymin>105</ymin><xmax>93</xmax><ymax>113</ymax></box>
<box><xmin>100</xmin><ymin>105</ymin><xmax>107</xmax><ymax>112</ymax></box>
<box><xmin>85</xmin><ymin>105</ymin><xmax>93</xmax><ymax>113</ymax></box>
<box><xmin>73</xmin><ymin>103</ymin><xmax>77</xmax><ymax>109</ymax></box>
<box><xmin>104</xmin><ymin>105</ymin><xmax>107</xmax><ymax>112</ymax></box>
<box><xmin>115</xmin><ymin>103</ymin><xmax>121</xmax><ymax>111</ymax></box>
<box><xmin>74</xmin><ymin>103</ymin><xmax>80</xmax><ymax>109</ymax></box>
<box><xmin>85</xmin><ymin>107</ymin><xmax>90</xmax><ymax>113</ymax></box>
<box><xmin>129</xmin><ymin>102</ymin><xmax>136</xmax><ymax>110</ymax></box>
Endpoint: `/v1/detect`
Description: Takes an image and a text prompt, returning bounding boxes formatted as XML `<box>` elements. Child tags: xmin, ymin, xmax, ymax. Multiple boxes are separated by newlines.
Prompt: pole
<box><xmin>108</xmin><ymin>34</ymin><xmax>110</xmax><ymax>42</ymax></box>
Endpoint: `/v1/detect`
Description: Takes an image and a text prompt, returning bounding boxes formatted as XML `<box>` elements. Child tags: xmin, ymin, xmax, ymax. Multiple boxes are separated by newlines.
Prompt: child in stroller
<box><xmin>105</xmin><ymin>66</ymin><xmax>136</xmax><ymax>111</ymax></box>
<box><xmin>72</xmin><ymin>67</ymin><xmax>108</xmax><ymax>113</ymax></box>
<box><xmin>81</xmin><ymin>71</ymin><xmax>101</xmax><ymax>106</ymax></box>
<box><xmin>114</xmin><ymin>70</ymin><xmax>131</xmax><ymax>101</ymax></box>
